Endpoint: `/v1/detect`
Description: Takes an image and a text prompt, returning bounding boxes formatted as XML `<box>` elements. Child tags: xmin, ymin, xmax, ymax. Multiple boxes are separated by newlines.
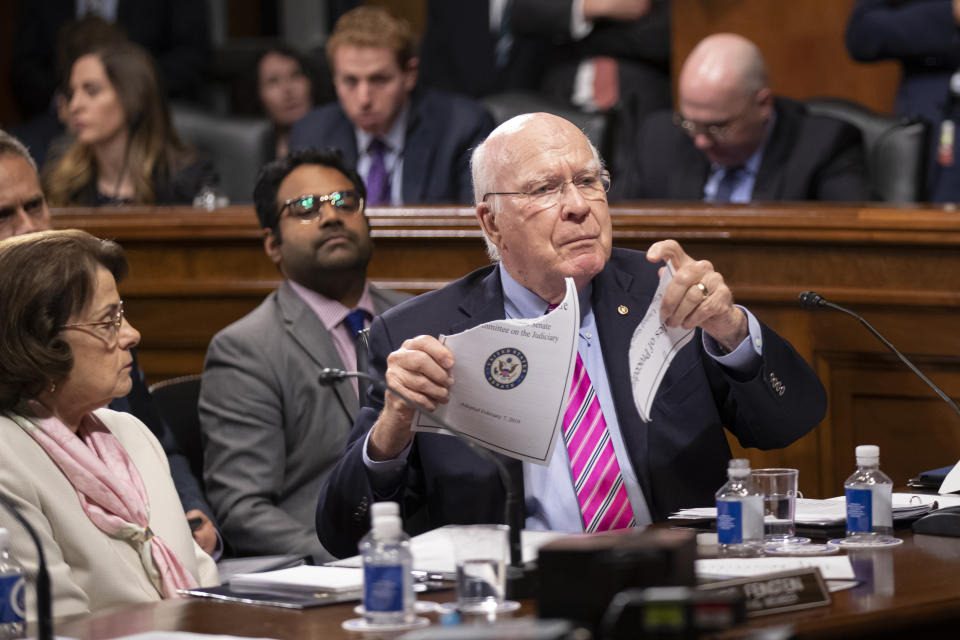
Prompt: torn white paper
<box><xmin>629</xmin><ymin>261</ymin><xmax>696</xmax><ymax>422</ymax></box>
<box><xmin>411</xmin><ymin>278</ymin><xmax>579</xmax><ymax>465</ymax></box>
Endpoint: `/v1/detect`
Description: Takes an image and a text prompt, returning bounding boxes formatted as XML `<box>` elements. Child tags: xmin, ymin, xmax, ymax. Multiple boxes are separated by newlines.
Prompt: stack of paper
<box><xmin>670</xmin><ymin>493</ymin><xmax>937</xmax><ymax>524</ymax></box>
<box><xmin>228</xmin><ymin>565</ymin><xmax>363</xmax><ymax>596</ymax></box>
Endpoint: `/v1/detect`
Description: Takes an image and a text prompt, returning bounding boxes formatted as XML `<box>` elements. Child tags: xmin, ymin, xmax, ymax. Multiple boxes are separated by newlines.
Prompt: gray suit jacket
<box><xmin>199</xmin><ymin>280</ymin><xmax>408</xmax><ymax>560</ymax></box>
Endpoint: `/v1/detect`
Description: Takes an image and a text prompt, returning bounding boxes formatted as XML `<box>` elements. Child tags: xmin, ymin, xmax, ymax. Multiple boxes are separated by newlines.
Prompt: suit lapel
<box><xmin>593</xmin><ymin>257</ymin><xmax>658</xmax><ymax>500</ymax></box>
<box><xmin>401</xmin><ymin>97</ymin><xmax>435</xmax><ymax>204</ymax></box>
<box><xmin>332</xmin><ymin>107</ymin><xmax>360</xmax><ymax>168</ymax></box>
<box><xmin>752</xmin><ymin>99</ymin><xmax>795</xmax><ymax>201</ymax></box>
<box><xmin>678</xmin><ymin>148</ymin><xmax>710</xmax><ymax>199</ymax></box>
<box><xmin>276</xmin><ymin>281</ymin><xmax>359</xmax><ymax>416</ymax></box>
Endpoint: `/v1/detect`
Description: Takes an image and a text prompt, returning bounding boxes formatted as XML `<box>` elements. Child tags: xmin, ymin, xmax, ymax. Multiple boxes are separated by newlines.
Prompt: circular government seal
<box><xmin>484</xmin><ymin>348</ymin><xmax>529</xmax><ymax>390</ymax></box>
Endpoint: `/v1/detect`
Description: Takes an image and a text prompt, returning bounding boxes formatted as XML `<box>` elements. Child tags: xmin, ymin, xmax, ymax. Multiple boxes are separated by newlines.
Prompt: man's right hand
<box><xmin>367</xmin><ymin>335</ymin><xmax>455</xmax><ymax>461</ymax></box>
<box><xmin>583</xmin><ymin>0</ymin><xmax>651</xmax><ymax>22</ymax></box>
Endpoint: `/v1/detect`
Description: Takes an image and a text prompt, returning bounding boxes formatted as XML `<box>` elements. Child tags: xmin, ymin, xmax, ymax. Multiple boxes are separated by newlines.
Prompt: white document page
<box><xmin>939</xmin><ymin>461</ymin><xmax>960</xmax><ymax>494</ymax></box>
<box><xmin>411</xmin><ymin>278</ymin><xmax>580</xmax><ymax>465</ymax></box>
<box><xmin>629</xmin><ymin>261</ymin><xmax>696</xmax><ymax>422</ymax></box>
<box><xmin>697</xmin><ymin>556</ymin><xmax>855</xmax><ymax>581</ymax></box>
<box><xmin>228</xmin><ymin>565</ymin><xmax>362</xmax><ymax>595</ymax></box>
<box><xmin>328</xmin><ymin>526</ymin><xmax>568</xmax><ymax>578</ymax></box>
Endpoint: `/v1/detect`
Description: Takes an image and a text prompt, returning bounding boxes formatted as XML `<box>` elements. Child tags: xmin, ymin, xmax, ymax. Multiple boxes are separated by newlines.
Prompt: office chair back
<box><xmin>171</xmin><ymin>104</ymin><xmax>273</xmax><ymax>204</ymax></box>
<box><xmin>148</xmin><ymin>374</ymin><xmax>204</xmax><ymax>486</ymax></box>
<box><xmin>806</xmin><ymin>97</ymin><xmax>929</xmax><ymax>203</ymax></box>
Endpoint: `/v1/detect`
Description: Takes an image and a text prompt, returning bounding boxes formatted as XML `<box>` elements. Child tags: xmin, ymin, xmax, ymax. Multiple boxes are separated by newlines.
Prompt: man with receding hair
<box><xmin>316</xmin><ymin>112</ymin><xmax>826</xmax><ymax>558</ymax></box>
<box><xmin>615</xmin><ymin>33</ymin><xmax>871</xmax><ymax>202</ymax></box>
<box><xmin>0</xmin><ymin>130</ymin><xmax>51</xmax><ymax>239</ymax></box>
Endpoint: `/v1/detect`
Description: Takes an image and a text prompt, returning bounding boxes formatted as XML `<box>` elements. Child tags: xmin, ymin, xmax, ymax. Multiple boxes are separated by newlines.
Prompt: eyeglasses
<box><xmin>672</xmin><ymin>102</ymin><xmax>754</xmax><ymax>140</ymax></box>
<box><xmin>61</xmin><ymin>302</ymin><xmax>125</xmax><ymax>344</ymax></box>
<box><xmin>279</xmin><ymin>190</ymin><xmax>364</xmax><ymax>223</ymax></box>
<box><xmin>482</xmin><ymin>170</ymin><xmax>610</xmax><ymax>211</ymax></box>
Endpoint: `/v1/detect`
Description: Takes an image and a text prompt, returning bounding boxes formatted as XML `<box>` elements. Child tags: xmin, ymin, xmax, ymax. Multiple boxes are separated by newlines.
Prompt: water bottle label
<box><xmin>846</xmin><ymin>488</ymin><xmax>872</xmax><ymax>532</ymax></box>
<box><xmin>717</xmin><ymin>500</ymin><xmax>743</xmax><ymax>544</ymax></box>
<box><xmin>364</xmin><ymin>565</ymin><xmax>403</xmax><ymax>612</ymax></box>
<box><xmin>0</xmin><ymin>574</ymin><xmax>25</xmax><ymax>624</ymax></box>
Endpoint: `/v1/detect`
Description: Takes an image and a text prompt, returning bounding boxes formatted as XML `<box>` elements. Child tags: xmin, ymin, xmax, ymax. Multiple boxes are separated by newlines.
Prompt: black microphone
<box><xmin>798</xmin><ymin>291</ymin><xmax>960</xmax><ymax>421</ymax></box>
<box><xmin>317</xmin><ymin>368</ymin><xmax>527</xmax><ymax>576</ymax></box>
<box><xmin>0</xmin><ymin>493</ymin><xmax>53</xmax><ymax>640</ymax></box>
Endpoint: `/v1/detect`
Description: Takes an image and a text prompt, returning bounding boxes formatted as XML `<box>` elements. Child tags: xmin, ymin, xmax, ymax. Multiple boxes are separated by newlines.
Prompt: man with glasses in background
<box><xmin>317</xmin><ymin>113</ymin><xmax>826</xmax><ymax>556</ymax></box>
<box><xmin>614</xmin><ymin>33</ymin><xmax>871</xmax><ymax>202</ymax></box>
<box><xmin>199</xmin><ymin>149</ymin><xmax>408</xmax><ymax>560</ymax></box>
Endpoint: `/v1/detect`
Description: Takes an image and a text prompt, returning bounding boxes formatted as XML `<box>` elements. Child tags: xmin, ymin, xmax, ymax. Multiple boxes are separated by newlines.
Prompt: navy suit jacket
<box><xmin>614</xmin><ymin>97</ymin><xmax>872</xmax><ymax>202</ymax></box>
<box><xmin>845</xmin><ymin>0</ymin><xmax>960</xmax><ymax>201</ymax></box>
<box><xmin>317</xmin><ymin>249</ymin><xmax>826</xmax><ymax>558</ymax></box>
<box><xmin>288</xmin><ymin>90</ymin><xmax>494</xmax><ymax>204</ymax></box>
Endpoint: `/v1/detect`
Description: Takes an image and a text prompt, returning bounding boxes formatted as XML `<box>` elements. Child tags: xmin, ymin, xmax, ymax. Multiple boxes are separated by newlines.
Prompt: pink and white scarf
<box><xmin>12</xmin><ymin>406</ymin><xmax>197</xmax><ymax>598</ymax></box>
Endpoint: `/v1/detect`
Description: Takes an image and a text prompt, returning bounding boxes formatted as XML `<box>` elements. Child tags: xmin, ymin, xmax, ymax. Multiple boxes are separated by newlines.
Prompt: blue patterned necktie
<box><xmin>366</xmin><ymin>138</ymin><xmax>391</xmax><ymax>205</ymax></box>
<box><xmin>343</xmin><ymin>309</ymin><xmax>369</xmax><ymax>343</ymax></box>
<box><xmin>714</xmin><ymin>166</ymin><xmax>744</xmax><ymax>203</ymax></box>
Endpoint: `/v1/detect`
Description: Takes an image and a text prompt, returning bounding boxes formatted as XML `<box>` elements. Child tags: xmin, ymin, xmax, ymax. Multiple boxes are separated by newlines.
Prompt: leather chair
<box><xmin>148</xmin><ymin>374</ymin><xmax>204</xmax><ymax>487</ymax></box>
<box><xmin>483</xmin><ymin>91</ymin><xmax>612</xmax><ymax>164</ymax></box>
<box><xmin>171</xmin><ymin>105</ymin><xmax>273</xmax><ymax>204</ymax></box>
<box><xmin>805</xmin><ymin>97</ymin><xmax>929</xmax><ymax>203</ymax></box>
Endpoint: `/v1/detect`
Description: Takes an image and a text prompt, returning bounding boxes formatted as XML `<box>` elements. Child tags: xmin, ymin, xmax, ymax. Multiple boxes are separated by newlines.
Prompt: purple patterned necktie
<box><xmin>366</xmin><ymin>138</ymin><xmax>391</xmax><ymax>206</ymax></box>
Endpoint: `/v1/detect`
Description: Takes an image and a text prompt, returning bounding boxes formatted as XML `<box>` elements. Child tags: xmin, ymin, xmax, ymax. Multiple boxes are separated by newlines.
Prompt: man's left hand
<box><xmin>646</xmin><ymin>239</ymin><xmax>748</xmax><ymax>351</ymax></box>
<box><xmin>186</xmin><ymin>509</ymin><xmax>217</xmax><ymax>555</ymax></box>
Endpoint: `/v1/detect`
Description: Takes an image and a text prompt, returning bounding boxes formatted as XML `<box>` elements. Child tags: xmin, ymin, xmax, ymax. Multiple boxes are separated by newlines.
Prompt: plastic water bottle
<box><xmin>715</xmin><ymin>459</ymin><xmax>764</xmax><ymax>557</ymax></box>
<box><xmin>359</xmin><ymin>502</ymin><xmax>413</xmax><ymax>625</ymax></box>
<box><xmin>843</xmin><ymin>445</ymin><xmax>893</xmax><ymax>542</ymax></box>
<box><xmin>0</xmin><ymin>528</ymin><xmax>25</xmax><ymax>639</ymax></box>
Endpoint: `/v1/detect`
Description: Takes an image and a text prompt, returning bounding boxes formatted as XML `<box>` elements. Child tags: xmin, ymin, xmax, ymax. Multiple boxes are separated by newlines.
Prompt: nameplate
<box><xmin>697</xmin><ymin>568</ymin><xmax>831</xmax><ymax>617</ymax></box>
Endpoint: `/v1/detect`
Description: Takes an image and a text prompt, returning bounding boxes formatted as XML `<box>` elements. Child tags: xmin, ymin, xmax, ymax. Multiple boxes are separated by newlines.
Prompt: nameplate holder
<box><xmin>697</xmin><ymin>567</ymin><xmax>830</xmax><ymax>617</ymax></box>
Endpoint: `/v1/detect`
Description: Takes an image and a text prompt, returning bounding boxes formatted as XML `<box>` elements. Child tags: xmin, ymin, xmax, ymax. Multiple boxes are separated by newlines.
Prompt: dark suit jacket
<box><xmin>418</xmin><ymin>0</ymin><xmax>547</xmax><ymax>98</ymax></box>
<box><xmin>615</xmin><ymin>97</ymin><xmax>872</xmax><ymax>202</ymax></box>
<box><xmin>316</xmin><ymin>249</ymin><xmax>827</xmax><ymax>558</ymax></box>
<box><xmin>11</xmin><ymin>0</ymin><xmax>211</xmax><ymax>118</ymax></box>
<box><xmin>288</xmin><ymin>90</ymin><xmax>494</xmax><ymax>205</ymax></box>
<box><xmin>108</xmin><ymin>350</ymin><xmax>214</xmax><ymax>523</ymax></box>
<box><xmin>845</xmin><ymin>0</ymin><xmax>960</xmax><ymax>201</ymax></box>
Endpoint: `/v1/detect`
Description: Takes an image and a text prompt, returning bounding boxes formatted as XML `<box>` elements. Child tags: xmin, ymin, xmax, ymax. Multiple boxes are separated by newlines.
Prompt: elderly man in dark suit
<box><xmin>289</xmin><ymin>7</ymin><xmax>494</xmax><ymax>205</ymax></box>
<box><xmin>316</xmin><ymin>112</ymin><xmax>826</xmax><ymax>558</ymax></box>
<box><xmin>615</xmin><ymin>33</ymin><xmax>871</xmax><ymax>203</ymax></box>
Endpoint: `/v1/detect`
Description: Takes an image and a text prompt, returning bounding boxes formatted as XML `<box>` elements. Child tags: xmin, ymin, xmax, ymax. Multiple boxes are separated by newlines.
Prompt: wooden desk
<box><xmin>51</xmin><ymin>531</ymin><xmax>960</xmax><ymax>639</ymax></box>
<box><xmin>51</xmin><ymin>203</ymin><xmax>960</xmax><ymax>497</ymax></box>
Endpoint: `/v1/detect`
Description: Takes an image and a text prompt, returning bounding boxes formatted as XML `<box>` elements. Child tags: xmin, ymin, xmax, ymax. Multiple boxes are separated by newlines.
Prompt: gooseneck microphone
<box><xmin>317</xmin><ymin>367</ymin><xmax>525</xmax><ymax>572</ymax></box>
<box><xmin>0</xmin><ymin>492</ymin><xmax>53</xmax><ymax>640</ymax></box>
<box><xmin>798</xmin><ymin>291</ymin><xmax>960</xmax><ymax>422</ymax></box>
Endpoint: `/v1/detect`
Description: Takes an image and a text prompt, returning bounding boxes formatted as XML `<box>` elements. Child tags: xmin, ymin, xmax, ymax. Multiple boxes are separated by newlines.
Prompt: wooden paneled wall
<box><xmin>671</xmin><ymin>0</ymin><xmax>902</xmax><ymax>113</ymax></box>
<box><xmin>53</xmin><ymin>203</ymin><xmax>960</xmax><ymax>500</ymax></box>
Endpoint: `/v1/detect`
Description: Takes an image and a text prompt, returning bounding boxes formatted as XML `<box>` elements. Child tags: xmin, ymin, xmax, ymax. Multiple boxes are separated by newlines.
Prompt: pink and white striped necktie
<box><xmin>563</xmin><ymin>353</ymin><xmax>636</xmax><ymax>532</ymax></box>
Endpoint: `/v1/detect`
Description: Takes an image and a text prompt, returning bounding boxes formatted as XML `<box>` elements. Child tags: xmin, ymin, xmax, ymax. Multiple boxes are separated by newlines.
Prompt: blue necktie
<box><xmin>366</xmin><ymin>139</ymin><xmax>391</xmax><ymax>205</ymax></box>
<box><xmin>343</xmin><ymin>309</ymin><xmax>369</xmax><ymax>342</ymax></box>
<box><xmin>714</xmin><ymin>166</ymin><xmax>744</xmax><ymax>203</ymax></box>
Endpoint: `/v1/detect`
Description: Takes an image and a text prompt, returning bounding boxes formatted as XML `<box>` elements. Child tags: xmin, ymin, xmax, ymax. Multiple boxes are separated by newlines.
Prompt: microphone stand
<box><xmin>318</xmin><ymin>367</ymin><xmax>536</xmax><ymax>598</ymax></box>
<box><xmin>0</xmin><ymin>493</ymin><xmax>53</xmax><ymax>640</ymax></box>
<box><xmin>798</xmin><ymin>291</ymin><xmax>960</xmax><ymax>421</ymax></box>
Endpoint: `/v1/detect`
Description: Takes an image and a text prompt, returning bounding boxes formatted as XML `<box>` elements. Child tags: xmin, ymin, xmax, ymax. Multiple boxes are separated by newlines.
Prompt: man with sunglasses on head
<box><xmin>316</xmin><ymin>113</ymin><xmax>826</xmax><ymax>557</ymax></box>
<box><xmin>614</xmin><ymin>33</ymin><xmax>871</xmax><ymax>203</ymax></box>
<box><xmin>199</xmin><ymin>149</ymin><xmax>409</xmax><ymax>560</ymax></box>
